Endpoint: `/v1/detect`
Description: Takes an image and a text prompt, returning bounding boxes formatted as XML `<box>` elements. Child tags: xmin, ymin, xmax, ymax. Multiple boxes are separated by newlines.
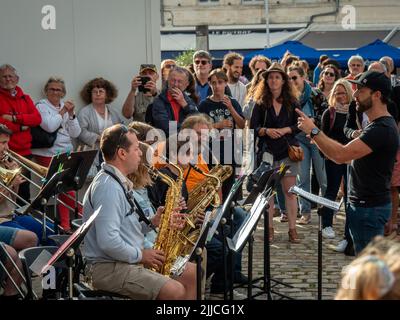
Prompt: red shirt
<box><xmin>0</xmin><ymin>86</ymin><xmax>42</xmax><ymax>156</ymax></box>
<box><xmin>167</xmin><ymin>91</ymin><xmax>181</xmax><ymax>122</ymax></box>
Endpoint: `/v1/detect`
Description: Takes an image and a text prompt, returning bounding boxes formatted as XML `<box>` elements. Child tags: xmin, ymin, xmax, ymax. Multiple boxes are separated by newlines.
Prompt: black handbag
<box><xmin>30</xmin><ymin>126</ymin><xmax>59</xmax><ymax>148</ymax></box>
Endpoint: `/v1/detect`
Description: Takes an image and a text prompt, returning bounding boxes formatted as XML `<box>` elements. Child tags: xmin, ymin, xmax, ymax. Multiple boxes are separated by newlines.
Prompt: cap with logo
<box><xmin>348</xmin><ymin>70</ymin><xmax>392</xmax><ymax>96</ymax></box>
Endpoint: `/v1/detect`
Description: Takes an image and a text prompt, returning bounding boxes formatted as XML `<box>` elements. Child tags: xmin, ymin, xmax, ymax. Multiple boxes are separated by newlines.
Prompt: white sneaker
<box><xmin>334</xmin><ymin>239</ymin><xmax>348</xmax><ymax>252</ymax></box>
<box><xmin>322</xmin><ymin>226</ymin><xmax>335</xmax><ymax>239</ymax></box>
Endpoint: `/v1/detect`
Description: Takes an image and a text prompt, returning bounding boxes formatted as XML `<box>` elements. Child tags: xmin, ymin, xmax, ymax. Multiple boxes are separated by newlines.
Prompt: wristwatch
<box><xmin>310</xmin><ymin>127</ymin><xmax>320</xmax><ymax>139</ymax></box>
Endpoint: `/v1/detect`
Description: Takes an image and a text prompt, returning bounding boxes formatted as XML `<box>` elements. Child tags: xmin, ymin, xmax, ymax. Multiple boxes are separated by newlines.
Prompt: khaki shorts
<box><xmin>87</xmin><ymin>262</ymin><xmax>169</xmax><ymax>300</ymax></box>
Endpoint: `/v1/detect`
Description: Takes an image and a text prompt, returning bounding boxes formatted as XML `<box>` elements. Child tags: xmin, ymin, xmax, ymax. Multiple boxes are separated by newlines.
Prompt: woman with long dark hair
<box><xmin>250</xmin><ymin>62</ymin><xmax>301</xmax><ymax>243</ymax></box>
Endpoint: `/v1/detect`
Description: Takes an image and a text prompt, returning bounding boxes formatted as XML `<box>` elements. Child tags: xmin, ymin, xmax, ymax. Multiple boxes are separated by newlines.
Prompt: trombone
<box><xmin>0</xmin><ymin>166</ymin><xmax>61</xmax><ymax>233</ymax></box>
<box><xmin>3</xmin><ymin>150</ymin><xmax>82</xmax><ymax>213</ymax></box>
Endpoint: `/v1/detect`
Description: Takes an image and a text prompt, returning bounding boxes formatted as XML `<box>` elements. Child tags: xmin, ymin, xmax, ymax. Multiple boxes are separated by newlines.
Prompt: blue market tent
<box><xmin>244</xmin><ymin>40</ymin><xmax>322</xmax><ymax>66</ymax></box>
<box><xmin>352</xmin><ymin>39</ymin><xmax>400</xmax><ymax>66</ymax></box>
<box><xmin>319</xmin><ymin>39</ymin><xmax>400</xmax><ymax>68</ymax></box>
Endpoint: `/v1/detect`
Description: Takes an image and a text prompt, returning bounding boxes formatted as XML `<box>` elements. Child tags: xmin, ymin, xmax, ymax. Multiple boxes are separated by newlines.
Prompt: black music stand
<box><xmin>289</xmin><ymin>186</ymin><xmax>341</xmax><ymax>300</ymax></box>
<box><xmin>45</xmin><ymin>150</ymin><xmax>97</xmax><ymax>220</ymax></box>
<box><xmin>188</xmin><ymin>222</ymin><xmax>210</xmax><ymax>301</ymax></box>
<box><xmin>17</xmin><ymin>169</ymin><xmax>71</xmax><ymax>243</ymax></box>
<box><xmin>228</xmin><ymin>165</ymin><xmax>293</xmax><ymax>300</ymax></box>
<box><xmin>207</xmin><ymin>174</ymin><xmax>246</xmax><ymax>300</ymax></box>
<box><xmin>41</xmin><ymin>205</ymin><xmax>102</xmax><ymax>300</ymax></box>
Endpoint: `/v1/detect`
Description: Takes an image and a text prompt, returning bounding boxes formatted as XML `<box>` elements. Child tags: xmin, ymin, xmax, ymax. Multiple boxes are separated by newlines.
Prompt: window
<box><xmin>198</xmin><ymin>0</ymin><xmax>220</xmax><ymax>4</ymax></box>
<box><xmin>242</xmin><ymin>0</ymin><xmax>263</xmax><ymax>4</ymax></box>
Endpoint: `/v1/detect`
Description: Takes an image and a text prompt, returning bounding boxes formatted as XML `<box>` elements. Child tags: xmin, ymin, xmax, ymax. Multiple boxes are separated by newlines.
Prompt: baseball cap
<box><xmin>139</xmin><ymin>64</ymin><xmax>157</xmax><ymax>74</ymax></box>
<box><xmin>348</xmin><ymin>70</ymin><xmax>392</xmax><ymax>96</ymax></box>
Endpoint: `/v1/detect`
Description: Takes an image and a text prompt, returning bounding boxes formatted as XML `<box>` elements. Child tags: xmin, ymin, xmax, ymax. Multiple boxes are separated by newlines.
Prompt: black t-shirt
<box><xmin>198</xmin><ymin>97</ymin><xmax>244</xmax><ymax>165</ymax></box>
<box><xmin>348</xmin><ymin>116</ymin><xmax>399</xmax><ymax>206</ymax></box>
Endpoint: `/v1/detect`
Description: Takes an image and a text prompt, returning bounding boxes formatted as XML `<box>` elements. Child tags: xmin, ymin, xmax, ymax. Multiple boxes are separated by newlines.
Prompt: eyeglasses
<box><xmin>324</xmin><ymin>72</ymin><xmax>335</xmax><ymax>77</ymax></box>
<box><xmin>194</xmin><ymin>60</ymin><xmax>209</xmax><ymax>66</ymax></box>
<box><xmin>92</xmin><ymin>88</ymin><xmax>106</xmax><ymax>95</ymax></box>
<box><xmin>47</xmin><ymin>88</ymin><xmax>63</xmax><ymax>93</ymax></box>
<box><xmin>289</xmin><ymin>76</ymin><xmax>298</xmax><ymax>81</ymax></box>
<box><xmin>164</xmin><ymin>64</ymin><xmax>176</xmax><ymax>69</ymax></box>
<box><xmin>334</xmin><ymin>92</ymin><xmax>346</xmax><ymax>96</ymax></box>
<box><xmin>351</xmin><ymin>64</ymin><xmax>362</xmax><ymax>67</ymax></box>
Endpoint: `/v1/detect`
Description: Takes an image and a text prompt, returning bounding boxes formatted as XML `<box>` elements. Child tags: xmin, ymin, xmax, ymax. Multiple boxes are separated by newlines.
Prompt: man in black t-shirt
<box><xmin>297</xmin><ymin>70</ymin><xmax>399</xmax><ymax>254</ymax></box>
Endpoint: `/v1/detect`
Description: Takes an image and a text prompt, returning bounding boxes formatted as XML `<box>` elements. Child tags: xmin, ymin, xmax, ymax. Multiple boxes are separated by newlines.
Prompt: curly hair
<box><xmin>253</xmin><ymin>69</ymin><xmax>299</xmax><ymax>114</ymax></box>
<box><xmin>249</xmin><ymin>55</ymin><xmax>272</xmax><ymax>75</ymax></box>
<box><xmin>80</xmin><ymin>77</ymin><xmax>118</xmax><ymax>105</ymax></box>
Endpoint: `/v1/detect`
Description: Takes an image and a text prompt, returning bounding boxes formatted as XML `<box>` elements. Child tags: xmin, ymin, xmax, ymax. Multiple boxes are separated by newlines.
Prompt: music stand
<box><xmin>41</xmin><ymin>206</ymin><xmax>102</xmax><ymax>300</ymax></box>
<box><xmin>204</xmin><ymin>174</ymin><xmax>245</xmax><ymax>299</ymax></box>
<box><xmin>228</xmin><ymin>165</ymin><xmax>293</xmax><ymax>300</ymax></box>
<box><xmin>46</xmin><ymin>150</ymin><xmax>97</xmax><ymax>220</ymax></box>
<box><xmin>289</xmin><ymin>186</ymin><xmax>341</xmax><ymax>300</ymax></box>
<box><xmin>189</xmin><ymin>222</ymin><xmax>210</xmax><ymax>300</ymax></box>
<box><xmin>18</xmin><ymin>169</ymin><xmax>71</xmax><ymax>243</ymax></box>
<box><xmin>242</xmin><ymin>167</ymin><xmax>275</xmax><ymax>206</ymax></box>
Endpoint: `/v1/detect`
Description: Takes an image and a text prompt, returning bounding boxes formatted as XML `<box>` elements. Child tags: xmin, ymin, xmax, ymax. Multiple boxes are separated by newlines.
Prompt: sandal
<box><xmin>268</xmin><ymin>228</ymin><xmax>274</xmax><ymax>242</ymax></box>
<box><xmin>288</xmin><ymin>228</ymin><xmax>300</xmax><ymax>244</ymax></box>
<box><xmin>280</xmin><ymin>213</ymin><xmax>288</xmax><ymax>223</ymax></box>
<box><xmin>298</xmin><ymin>215</ymin><xmax>311</xmax><ymax>225</ymax></box>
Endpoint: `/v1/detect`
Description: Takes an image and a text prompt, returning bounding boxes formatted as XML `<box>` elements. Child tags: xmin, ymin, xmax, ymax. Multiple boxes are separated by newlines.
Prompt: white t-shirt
<box><xmin>228</xmin><ymin>82</ymin><xmax>247</xmax><ymax>109</ymax></box>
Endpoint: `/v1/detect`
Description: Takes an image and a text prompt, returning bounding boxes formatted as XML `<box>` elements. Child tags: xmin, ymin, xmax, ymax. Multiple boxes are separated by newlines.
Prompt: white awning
<box><xmin>161</xmin><ymin>29</ymin><xmax>303</xmax><ymax>51</ymax></box>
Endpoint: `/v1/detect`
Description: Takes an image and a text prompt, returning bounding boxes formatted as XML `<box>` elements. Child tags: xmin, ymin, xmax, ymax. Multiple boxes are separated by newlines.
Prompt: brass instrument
<box><xmin>5</xmin><ymin>150</ymin><xmax>48</xmax><ymax>177</ymax></box>
<box><xmin>147</xmin><ymin>162</ymin><xmax>185</xmax><ymax>276</ymax></box>
<box><xmin>186</xmin><ymin>164</ymin><xmax>232</xmax><ymax>211</ymax></box>
<box><xmin>2</xmin><ymin>150</ymin><xmax>80</xmax><ymax>213</ymax></box>
<box><xmin>0</xmin><ymin>166</ymin><xmax>22</xmax><ymax>186</ymax></box>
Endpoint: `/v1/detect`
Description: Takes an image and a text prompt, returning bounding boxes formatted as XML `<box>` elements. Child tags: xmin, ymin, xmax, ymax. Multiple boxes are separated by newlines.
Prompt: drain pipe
<box><xmin>161</xmin><ymin>0</ymin><xmax>165</xmax><ymax>27</ymax></box>
<box><xmin>306</xmin><ymin>0</ymin><xmax>340</xmax><ymax>28</ymax></box>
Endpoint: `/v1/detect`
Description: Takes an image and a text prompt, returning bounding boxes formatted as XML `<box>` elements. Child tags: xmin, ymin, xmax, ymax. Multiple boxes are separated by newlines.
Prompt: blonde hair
<box><xmin>128</xmin><ymin>122</ymin><xmax>163</xmax><ymax>189</ymax></box>
<box><xmin>336</xmin><ymin>237</ymin><xmax>400</xmax><ymax>300</ymax></box>
<box><xmin>181</xmin><ymin>114</ymin><xmax>213</xmax><ymax>131</ymax></box>
<box><xmin>328</xmin><ymin>79</ymin><xmax>353</xmax><ymax>108</ymax></box>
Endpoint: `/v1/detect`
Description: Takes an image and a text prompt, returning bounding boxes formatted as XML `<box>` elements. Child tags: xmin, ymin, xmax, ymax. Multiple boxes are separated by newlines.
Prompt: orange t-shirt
<box><xmin>184</xmin><ymin>153</ymin><xmax>210</xmax><ymax>192</ymax></box>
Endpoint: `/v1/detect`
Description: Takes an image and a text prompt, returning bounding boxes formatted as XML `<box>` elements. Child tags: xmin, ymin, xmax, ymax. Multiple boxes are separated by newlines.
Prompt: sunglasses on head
<box><xmin>194</xmin><ymin>60</ymin><xmax>209</xmax><ymax>66</ymax></box>
<box><xmin>324</xmin><ymin>72</ymin><xmax>335</xmax><ymax>77</ymax></box>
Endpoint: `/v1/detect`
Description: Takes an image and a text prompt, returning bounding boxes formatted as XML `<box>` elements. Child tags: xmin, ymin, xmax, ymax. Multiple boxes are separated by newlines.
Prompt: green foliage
<box><xmin>174</xmin><ymin>49</ymin><xmax>195</xmax><ymax>67</ymax></box>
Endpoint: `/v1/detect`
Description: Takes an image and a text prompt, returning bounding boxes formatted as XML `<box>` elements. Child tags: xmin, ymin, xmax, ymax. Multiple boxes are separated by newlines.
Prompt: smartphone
<box><xmin>138</xmin><ymin>76</ymin><xmax>151</xmax><ymax>93</ymax></box>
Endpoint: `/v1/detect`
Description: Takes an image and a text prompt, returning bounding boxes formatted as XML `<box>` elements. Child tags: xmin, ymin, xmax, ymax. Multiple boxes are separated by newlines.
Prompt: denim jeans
<box><xmin>296</xmin><ymin>135</ymin><xmax>327</xmax><ymax>214</ymax></box>
<box><xmin>347</xmin><ymin>202</ymin><xmax>391</xmax><ymax>254</ymax></box>
<box><xmin>206</xmin><ymin>207</ymin><xmax>246</xmax><ymax>290</ymax></box>
<box><xmin>275</xmin><ymin>182</ymin><xmax>286</xmax><ymax>213</ymax></box>
<box><xmin>321</xmin><ymin>160</ymin><xmax>348</xmax><ymax>228</ymax></box>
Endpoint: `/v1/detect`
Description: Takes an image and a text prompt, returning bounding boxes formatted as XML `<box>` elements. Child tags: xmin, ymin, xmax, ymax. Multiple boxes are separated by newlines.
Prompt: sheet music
<box><xmin>228</xmin><ymin>193</ymin><xmax>269</xmax><ymax>252</ymax></box>
<box><xmin>289</xmin><ymin>186</ymin><xmax>341</xmax><ymax>211</ymax></box>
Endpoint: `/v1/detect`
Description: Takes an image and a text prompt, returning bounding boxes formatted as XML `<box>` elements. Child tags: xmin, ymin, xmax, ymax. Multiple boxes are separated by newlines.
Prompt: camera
<box><xmin>138</xmin><ymin>76</ymin><xmax>151</xmax><ymax>93</ymax></box>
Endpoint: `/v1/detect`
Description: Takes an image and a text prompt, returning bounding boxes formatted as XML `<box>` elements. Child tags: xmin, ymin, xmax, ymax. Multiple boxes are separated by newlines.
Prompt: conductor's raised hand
<box><xmin>296</xmin><ymin>108</ymin><xmax>315</xmax><ymax>135</ymax></box>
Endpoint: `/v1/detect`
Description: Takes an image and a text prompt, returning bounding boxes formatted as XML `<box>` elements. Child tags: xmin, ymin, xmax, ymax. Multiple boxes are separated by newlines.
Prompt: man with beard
<box><xmin>296</xmin><ymin>71</ymin><xmax>399</xmax><ymax>255</ymax></box>
<box><xmin>223</xmin><ymin>53</ymin><xmax>247</xmax><ymax>108</ymax></box>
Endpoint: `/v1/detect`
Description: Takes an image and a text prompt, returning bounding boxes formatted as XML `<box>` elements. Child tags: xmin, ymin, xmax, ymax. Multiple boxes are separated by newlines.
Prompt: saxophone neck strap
<box><xmin>104</xmin><ymin>169</ymin><xmax>156</xmax><ymax>232</ymax></box>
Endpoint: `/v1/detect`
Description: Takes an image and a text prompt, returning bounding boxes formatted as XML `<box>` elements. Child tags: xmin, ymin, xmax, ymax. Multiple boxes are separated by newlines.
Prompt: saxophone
<box><xmin>146</xmin><ymin>163</ymin><xmax>184</xmax><ymax>276</ymax></box>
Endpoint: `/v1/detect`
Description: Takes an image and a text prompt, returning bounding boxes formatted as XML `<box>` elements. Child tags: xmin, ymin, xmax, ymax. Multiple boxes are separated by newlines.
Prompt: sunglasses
<box><xmin>289</xmin><ymin>76</ymin><xmax>298</xmax><ymax>81</ymax></box>
<box><xmin>164</xmin><ymin>64</ymin><xmax>175</xmax><ymax>69</ymax></box>
<box><xmin>324</xmin><ymin>72</ymin><xmax>335</xmax><ymax>77</ymax></box>
<box><xmin>194</xmin><ymin>60</ymin><xmax>209</xmax><ymax>66</ymax></box>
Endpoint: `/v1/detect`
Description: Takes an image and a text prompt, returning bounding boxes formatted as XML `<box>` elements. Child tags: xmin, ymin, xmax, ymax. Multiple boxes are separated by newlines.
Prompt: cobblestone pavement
<box><xmin>207</xmin><ymin>209</ymin><xmax>356</xmax><ymax>301</ymax></box>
